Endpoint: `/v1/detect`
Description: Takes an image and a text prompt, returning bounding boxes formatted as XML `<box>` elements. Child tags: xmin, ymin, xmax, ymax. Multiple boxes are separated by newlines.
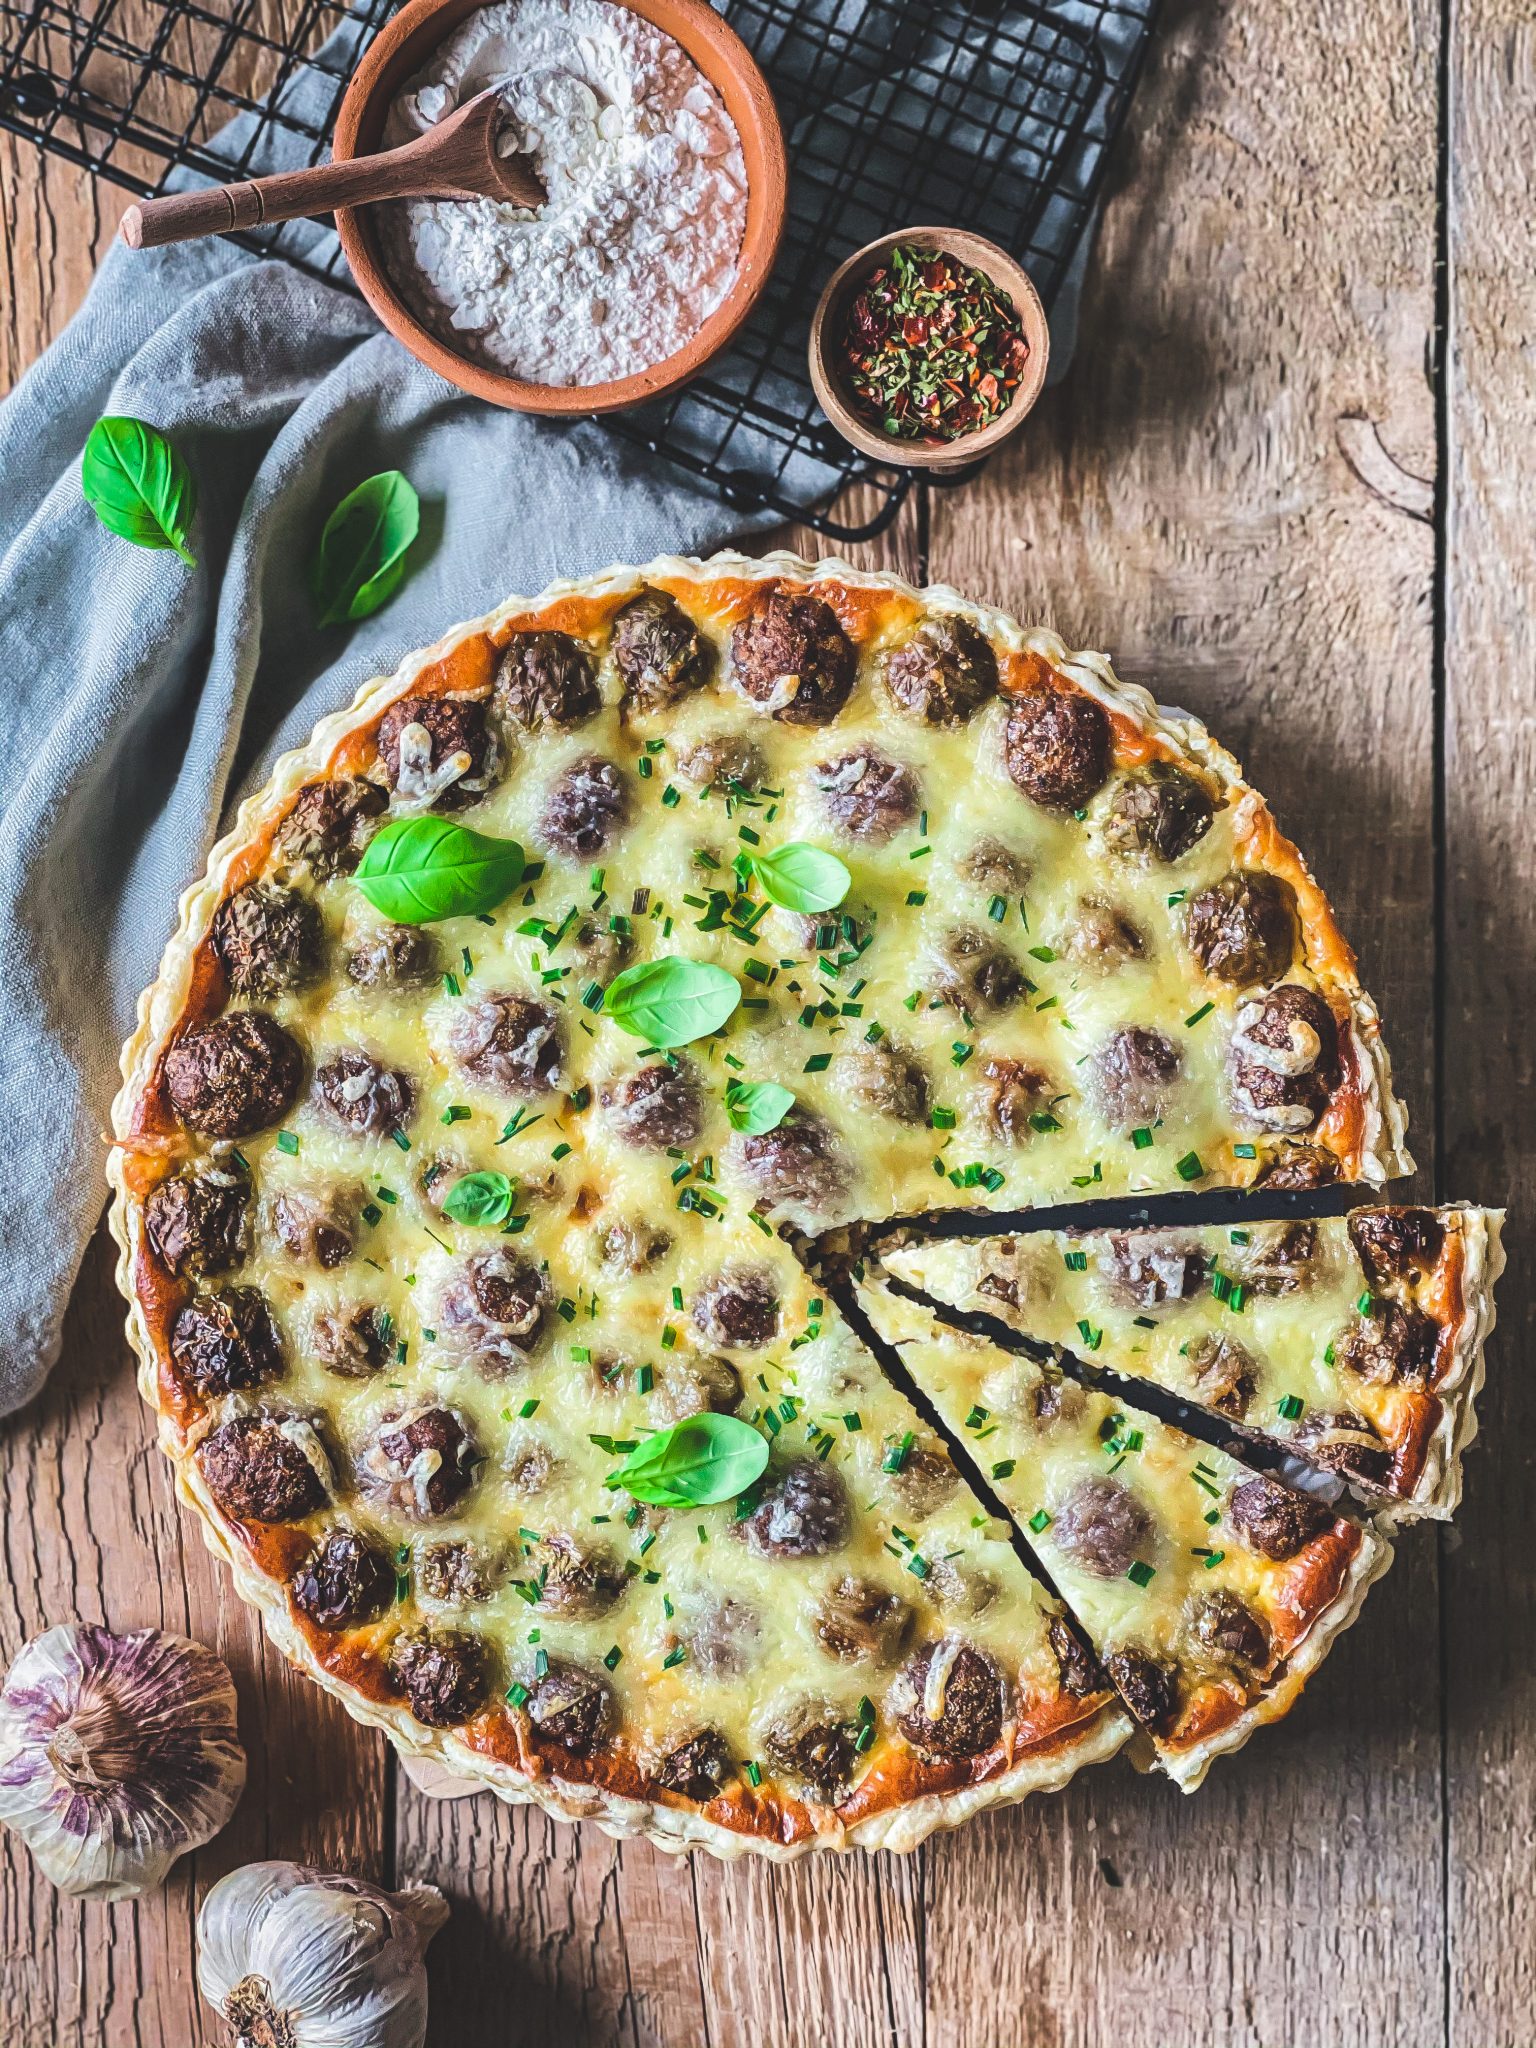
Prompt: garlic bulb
<box><xmin>0</xmin><ymin>1623</ymin><xmax>246</xmax><ymax>1899</ymax></box>
<box><xmin>197</xmin><ymin>1861</ymin><xmax>449</xmax><ymax>2048</ymax></box>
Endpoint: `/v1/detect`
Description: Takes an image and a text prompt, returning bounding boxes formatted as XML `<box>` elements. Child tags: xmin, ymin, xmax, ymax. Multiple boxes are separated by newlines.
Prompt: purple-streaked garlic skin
<box><xmin>197</xmin><ymin>1861</ymin><xmax>448</xmax><ymax>2048</ymax></box>
<box><xmin>0</xmin><ymin>1624</ymin><xmax>245</xmax><ymax>1899</ymax></box>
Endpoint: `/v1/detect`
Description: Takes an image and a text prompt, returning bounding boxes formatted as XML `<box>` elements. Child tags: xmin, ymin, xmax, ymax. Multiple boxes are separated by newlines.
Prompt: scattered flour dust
<box><xmin>381</xmin><ymin>0</ymin><xmax>749</xmax><ymax>386</ymax></box>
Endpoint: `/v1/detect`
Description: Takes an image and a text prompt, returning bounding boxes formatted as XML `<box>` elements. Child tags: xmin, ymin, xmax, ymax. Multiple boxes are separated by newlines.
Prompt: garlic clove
<box><xmin>198</xmin><ymin>1861</ymin><xmax>449</xmax><ymax>2048</ymax></box>
<box><xmin>0</xmin><ymin>1623</ymin><xmax>246</xmax><ymax>1900</ymax></box>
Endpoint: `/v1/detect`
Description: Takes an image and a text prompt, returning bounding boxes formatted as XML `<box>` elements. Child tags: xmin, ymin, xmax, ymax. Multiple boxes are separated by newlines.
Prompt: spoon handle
<box><xmin>120</xmin><ymin>148</ymin><xmax>471</xmax><ymax>251</ymax></box>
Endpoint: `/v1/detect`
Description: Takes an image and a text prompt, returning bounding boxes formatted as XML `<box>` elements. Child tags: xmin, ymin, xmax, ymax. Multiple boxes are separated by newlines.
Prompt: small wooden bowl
<box><xmin>333</xmin><ymin>0</ymin><xmax>787</xmax><ymax>415</ymax></box>
<box><xmin>808</xmin><ymin>227</ymin><xmax>1050</xmax><ymax>473</ymax></box>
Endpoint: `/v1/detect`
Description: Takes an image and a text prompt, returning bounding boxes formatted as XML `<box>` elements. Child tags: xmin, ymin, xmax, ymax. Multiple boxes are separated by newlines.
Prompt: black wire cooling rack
<box><xmin>0</xmin><ymin>0</ymin><xmax>1158</xmax><ymax>539</ymax></box>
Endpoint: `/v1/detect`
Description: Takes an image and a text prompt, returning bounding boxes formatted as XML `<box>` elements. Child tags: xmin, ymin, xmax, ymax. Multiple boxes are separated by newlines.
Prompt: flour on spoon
<box><xmin>382</xmin><ymin>0</ymin><xmax>749</xmax><ymax>386</ymax></box>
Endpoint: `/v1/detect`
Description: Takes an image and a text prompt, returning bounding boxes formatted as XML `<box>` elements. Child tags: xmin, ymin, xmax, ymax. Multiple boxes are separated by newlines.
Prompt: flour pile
<box><xmin>382</xmin><ymin>0</ymin><xmax>750</xmax><ymax>386</ymax></box>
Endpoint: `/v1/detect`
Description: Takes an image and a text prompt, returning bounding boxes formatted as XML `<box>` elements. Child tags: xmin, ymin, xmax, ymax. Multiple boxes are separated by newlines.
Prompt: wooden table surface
<box><xmin>3</xmin><ymin>1</ymin><xmax>1533</xmax><ymax>2042</ymax></box>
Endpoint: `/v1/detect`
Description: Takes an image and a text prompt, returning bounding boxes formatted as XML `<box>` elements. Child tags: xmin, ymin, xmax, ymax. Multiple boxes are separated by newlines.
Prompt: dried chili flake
<box><xmin>839</xmin><ymin>244</ymin><xmax>1030</xmax><ymax>443</ymax></box>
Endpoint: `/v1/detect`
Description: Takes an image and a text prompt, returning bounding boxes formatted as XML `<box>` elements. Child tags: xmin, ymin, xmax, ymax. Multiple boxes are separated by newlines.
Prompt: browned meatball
<box><xmin>213</xmin><ymin>885</ymin><xmax>323</xmax><ymax>998</ymax></box>
<box><xmin>612</xmin><ymin>589</ymin><xmax>712</xmax><ymax>712</ymax></box>
<box><xmin>1228</xmin><ymin>1220</ymin><xmax>1318</xmax><ymax>1297</ymax></box>
<box><xmin>674</xmin><ymin>731</ymin><xmax>767</xmax><ymax>793</ymax></box>
<box><xmin>1047</xmin><ymin>1614</ymin><xmax>1104</xmax><ymax>1697</ymax></box>
<box><xmin>1252</xmin><ymin>1142</ymin><xmax>1341</xmax><ymax>1190</ymax></box>
<box><xmin>1058</xmin><ymin>897</ymin><xmax>1146</xmax><ymax>971</ymax></box>
<box><xmin>1102</xmin><ymin>761</ymin><xmax>1216</xmax><ymax>864</ymax></box>
<box><xmin>390</xmin><ymin>1627</ymin><xmax>490</xmax><ymax>1727</ymax></box>
<box><xmin>345</xmin><ymin>921</ymin><xmax>441</xmax><ymax>991</ymax></box>
<box><xmin>672</xmin><ymin>1596</ymin><xmax>761</xmax><ymax>1680</ymax></box>
<box><xmin>973</xmin><ymin>1057</ymin><xmax>1053</xmax><ymax>1143</ymax></box>
<box><xmin>312</xmin><ymin>1049</ymin><xmax>414</xmax><ymax>1139</ymax></box>
<box><xmin>959</xmin><ymin>837</ymin><xmax>1028</xmax><ymax>895</ymax></box>
<box><xmin>165</xmin><ymin>1012</ymin><xmax>304</xmax><ymax>1139</ymax></box>
<box><xmin>728</xmin><ymin>1110</ymin><xmax>852</xmax><ymax>1218</ymax></box>
<box><xmin>291</xmin><ymin>1528</ymin><xmax>393</xmax><ymax>1630</ymax></box>
<box><xmin>170</xmin><ymin>1287</ymin><xmax>283</xmax><ymax>1397</ymax></box>
<box><xmin>1225</xmin><ymin>1476</ymin><xmax>1333</xmax><ymax>1560</ymax></box>
<box><xmin>738</xmin><ymin>1458</ymin><xmax>850</xmax><ymax>1559</ymax></box>
<box><xmin>447</xmin><ymin>992</ymin><xmax>563</xmax><ymax>1097</ymax></box>
<box><xmin>815</xmin><ymin>748</ymin><xmax>921</xmax><ymax>842</ymax></box>
<box><xmin>731</xmin><ymin>589</ymin><xmax>855</xmax><ymax>726</ymax></box>
<box><xmin>1349</xmin><ymin>1207</ymin><xmax>1446</xmax><ymax>1284</ymax></box>
<box><xmin>918</xmin><ymin>1558</ymin><xmax>1001</xmax><ymax>1620</ymax></box>
<box><xmin>1051</xmin><ymin>1475</ymin><xmax>1154</xmax><ymax>1579</ymax></box>
<box><xmin>540</xmin><ymin>754</ymin><xmax>631</xmax><ymax>860</ymax></box>
<box><xmin>836</xmin><ymin>1043</ymin><xmax>929</xmax><ymax>1124</ymax></box>
<box><xmin>813</xmin><ymin>1576</ymin><xmax>912</xmax><ymax>1667</ymax></box>
<box><xmin>888</xmin><ymin>1444</ymin><xmax>958</xmax><ymax>1519</ymax></box>
<box><xmin>436</xmin><ymin>1250</ymin><xmax>549</xmax><ymax>1373</ymax></box>
<box><xmin>197</xmin><ymin>1415</ymin><xmax>328</xmax><ymax>1523</ymax></box>
<box><xmin>1185</xmin><ymin>871</ymin><xmax>1298</xmax><ymax>987</ymax></box>
<box><xmin>570</xmin><ymin>914</ymin><xmax>632</xmax><ymax>984</ymax></box>
<box><xmin>656</xmin><ymin>1728</ymin><xmax>734</xmax><ymax>1801</ymax></box>
<box><xmin>692</xmin><ymin>1265</ymin><xmax>779</xmax><ymax>1349</ymax></box>
<box><xmin>377</xmin><ymin>694</ymin><xmax>498</xmax><ymax>812</ymax></box>
<box><xmin>528</xmin><ymin>1533</ymin><xmax>626</xmax><ymax>1619</ymax></box>
<box><xmin>1335</xmin><ymin>1302</ymin><xmax>1440</xmax><ymax>1387</ymax></box>
<box><xmin>600</xmin><ymin>1216</ymin><xmax>672</xmax><ymax>1275</ymax></box>
<box><xmin>268</xmin><ymin>1184</ymin><xmax>358</xmax><ymax>1270</ymax></box>
<box><xmin>274</xmin><ymin>777</ymin><xmax>387</xmax><ymax>879</ymax></box>
<box><xmin>1188</xmin><ymin>1590</ymin><xmax>1271</xmax><ymax>1671</ymax></box>
<box><xmin>1293</xmin><ymin>1408</ymin><xmax>1394</xmax><ymax>1489</ymax></box>
<box><xmin>651</xmin><ymin>1354</ymin><xmax>742</xmax><ymax>1424</ymax></box>
<box><xmin>602</xmin><ymin>1060</ymin><xmax>704</xmax><ymax>1149</ymax></box>
<box><xmin>892</xmin><ymin>1640</ymin><xmax>1005</xmax><ymax>1760</ymax></box>
<box><xmin>761</xmin><ymin>1697</ymin><xmax>858</xmax><ymax>1801</ymax></box>
<box><xmin>931</xmin><ymin>926</ymin><xmax>1027</xmax><ymax>1015</ymax></box>
<box><xmin>358</xmin><ymin>1405</ymin><xmax>479</xmax><ymax>1520</ymax></box>
<box><xmin>1004</xmin><ymin>687</ymin><xmax>1111</xmax><ymax>811</ymax></box>
<box><xmin>144</xmin><ymin>1169</ymin><xmax>250</xmax><ymax>1277</ymax></box>
<box><xmin>1102</xmin><ymin>1234</ymin><xmax>1205</xmax><ymax>1308</ymax></box>
<box><xmin>416</xmin><ymin>1541</ymin><xmax>504</xmax><ymax>1605</ymax></box>
<box><xmin>881</xmin><ymin>614</ymin><xmax>998</xmax><ymax>726</ymax></box>
<box><xmin>1103</xmin><ymin>1648</ymin><xmax>1181</xmax><ymax>1733</ymax></box>
<box><xmin>1086</xmin><ymin>1026</ymin><xmax>1182</xmax><ymax>1132</ymax></box>
<box><xmin>311</xmin><ymin>1305</ymin><xmax>392</xmax><ymax>1379</ymax></box>
<box><xmin>503</xmin><ymin>1435</ymin><xmax>560</xmax><ymax>1497</ymax></box>
<box><xmin>495</xmin><ymin>630</ymin><xmax>601</xmax><ymax>730</ymax></box>
<box><xmin>1230</xmin><ymin>983</ymin><xmax>1339</xmax><ymax>1130</ymax></box>
<box><xmin>525</xmin><ymin>1659</ymin><xmax>614</xmax><ymax>1754</ymax></box>
<box><xmin>1186</xmin><ymin>1331</ymin><xmax>1258</xmax><ymax>1419</ymax></box>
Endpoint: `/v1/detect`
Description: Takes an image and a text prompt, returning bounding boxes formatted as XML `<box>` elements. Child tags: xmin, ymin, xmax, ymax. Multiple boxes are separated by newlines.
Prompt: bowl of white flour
<box><xmin>334</xmin><ymin>0</ymin><xmax>786</xmax><ymax>413</ymax></box>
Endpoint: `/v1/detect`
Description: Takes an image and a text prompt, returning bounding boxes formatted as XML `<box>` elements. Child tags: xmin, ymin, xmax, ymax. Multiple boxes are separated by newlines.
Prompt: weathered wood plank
<box><xmin>925</xmin><ymin>0</ymin><xmax>1445</xmax><ymax>2041</ymax></box>
<box><xmin>1440</xmin><ymin>4</ymin><xmax>1536</xmax><ymax>2045</ymax></box>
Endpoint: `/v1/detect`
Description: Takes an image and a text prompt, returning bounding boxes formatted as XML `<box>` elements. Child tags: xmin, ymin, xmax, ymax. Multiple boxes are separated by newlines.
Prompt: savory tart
<box><xmin>874</xmin><ymin>1205</ymin><xmax>1504</xmax><ymax>1517</ymax></box>
<box><xmin>854</xmin><ymin>1278</ymin><xmax>1392</xmax><ymax>1789</ymax></box>
<box><xmin>109</xmin><ymin>550</ymin><xmax>1430</xmax><ymax>1853</ymax></box>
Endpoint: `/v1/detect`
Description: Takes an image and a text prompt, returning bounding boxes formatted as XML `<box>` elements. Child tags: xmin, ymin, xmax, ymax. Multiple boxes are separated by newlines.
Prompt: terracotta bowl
<box><xmin>808</xmin><ymin>227</ymin><xmax>1050</xmax><ymax>473</ymax></box>
<box><xmin>333</xmin><ymin>0</ymin><xmax>787</xmax><ymax>415</ymax></box>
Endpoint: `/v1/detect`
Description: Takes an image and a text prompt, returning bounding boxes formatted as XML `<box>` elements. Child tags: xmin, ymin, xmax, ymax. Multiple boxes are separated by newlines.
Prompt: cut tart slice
<box><xmin>876</xmin><ymin>1204</ymin><xmax>1504</xmax><ymax>1517</ymax></box>
<box><xmin>854</xmin><ymin>1275</ymin><xmax>1392</xmax><ymax>1790</ymax></box>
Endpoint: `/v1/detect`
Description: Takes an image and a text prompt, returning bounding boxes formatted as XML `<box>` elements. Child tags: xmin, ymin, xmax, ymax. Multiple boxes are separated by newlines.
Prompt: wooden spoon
<box><xmin>120</xmin><ymin>86</ymin><xmax>545</xmax><ymax>252</ymax></box>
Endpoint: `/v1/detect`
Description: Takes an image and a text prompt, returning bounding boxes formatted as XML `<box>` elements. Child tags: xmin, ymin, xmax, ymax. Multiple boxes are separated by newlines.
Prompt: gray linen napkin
<box><xmin>0</xmin><ymin>0</ymin><xmax>1139</xmax><ymax>1413</ymax></box>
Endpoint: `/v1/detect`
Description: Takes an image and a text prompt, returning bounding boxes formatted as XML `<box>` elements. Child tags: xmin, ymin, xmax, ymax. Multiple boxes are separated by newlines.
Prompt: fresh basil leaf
<box><xmin>610</xmin><ymin>1414</ymin><xmax>770</xmax><ymax>1507</ymax></box>
<box><xmin>747</xmin><ymin>842</ymin><xmax>851</xmax><ymax>915</ymax></box>
<box><xmin>81</xmin><ymin>417</ymin><xmax>197</xmax><ymax>565</ymax></box>
<box><xmin>312</xmin><ymin>470</ymin><xmax>420</xmax><ymax>628</ymax></box>
<box><xmin>354</xmin><ymin>816</ymin><xmax>525</xmax><ymax>924</ymax></box>
<box><xmin>603</xmin><ymin>957</ymin><xmax>741</xmax><ymax>1048</ymax></box>
<box><xmin>441</xmin><ymin>1170</ymin><xmax>517</xmax><ymax>1227</ymax></box>
<box><xmin>725</xmin><ymin>1079</ymin><xmax>795</xmax><ymax>1135</ymax></box>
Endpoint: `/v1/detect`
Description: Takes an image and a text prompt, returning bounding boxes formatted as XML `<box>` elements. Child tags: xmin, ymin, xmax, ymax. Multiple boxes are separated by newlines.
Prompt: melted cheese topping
<box><xmin>856</xmin><ymin>1279</ymin><xmax>1375</xmax><ymax>1766</ymax></box>
<box><xmin>881</xmin><ymin>1210</ymin><xmax>1496</xmax><ymax>1512</ymax></box>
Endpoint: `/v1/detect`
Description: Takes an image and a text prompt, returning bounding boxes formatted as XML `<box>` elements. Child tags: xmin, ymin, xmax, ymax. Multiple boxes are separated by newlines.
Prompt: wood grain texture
<box><xmin>1440</xmin><ymin>2</ymin><xmax>1536</xmax><ymax>2044</ymax></box>
<box><xmin>0</xmin><ymin>0</ymin><xmax>1531</xmax><ymax>2035</ymax></box>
